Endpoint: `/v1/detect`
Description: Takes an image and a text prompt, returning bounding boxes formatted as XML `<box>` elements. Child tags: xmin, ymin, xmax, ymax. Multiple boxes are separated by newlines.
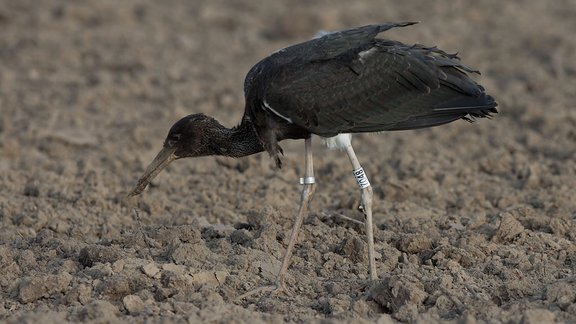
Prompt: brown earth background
<box><xmin>1</xmin><ymin>0</ymin><xmax>576</xmax><ymax>323</ymax></box>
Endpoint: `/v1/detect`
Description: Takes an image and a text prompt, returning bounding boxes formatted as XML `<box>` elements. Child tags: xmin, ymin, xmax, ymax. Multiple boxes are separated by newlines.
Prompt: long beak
<box><xmin>128</xmin><ymin>147</ymin><xmax>176</xmax><ymax>196</ymax></box>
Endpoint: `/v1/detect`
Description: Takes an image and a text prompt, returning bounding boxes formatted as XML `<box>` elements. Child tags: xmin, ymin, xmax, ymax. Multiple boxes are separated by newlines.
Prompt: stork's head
<box><xmin>128</xmin><ymin>113</ymin><xmax>223</xmax><ymax>196</ymax></box>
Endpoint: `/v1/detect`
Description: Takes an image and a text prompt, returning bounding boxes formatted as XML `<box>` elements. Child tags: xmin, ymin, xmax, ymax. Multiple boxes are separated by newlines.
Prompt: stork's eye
<box><xmin>166</xmin><ymin>133</ymin><xmax>181</xmax><ymax>147</ymax></box>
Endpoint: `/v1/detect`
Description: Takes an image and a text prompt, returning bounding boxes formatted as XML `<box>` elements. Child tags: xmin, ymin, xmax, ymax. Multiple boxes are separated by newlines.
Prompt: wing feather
<box><xmin>262</xmin><ymin>40</ymin><xmax>496</xmax><ymax>137</ymax></box>
<box><xmin>244</xmin><ymin>22</ymin><xmax>418</xmax><ymax>96</ymax></box>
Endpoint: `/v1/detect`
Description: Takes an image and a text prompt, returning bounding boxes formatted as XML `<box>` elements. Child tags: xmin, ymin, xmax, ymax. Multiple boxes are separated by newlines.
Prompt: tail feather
<box><xmin>386</xmin><ymin>94</ymin><xmax>497</xmax><ymax>131</ymax></box>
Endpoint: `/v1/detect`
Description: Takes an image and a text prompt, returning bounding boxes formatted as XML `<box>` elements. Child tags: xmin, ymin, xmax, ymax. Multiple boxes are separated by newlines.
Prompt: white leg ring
<box><xmin>299</xmin><ymin>177</ymin><xmax>316</xmax><ymax>185</ymax></box>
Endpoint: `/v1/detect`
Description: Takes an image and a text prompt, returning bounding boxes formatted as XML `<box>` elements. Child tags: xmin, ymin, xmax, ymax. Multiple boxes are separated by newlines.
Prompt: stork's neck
<box><xmin>218</xmin><ymin>117</ymin><xmax>264</xmax><ymax>158</ymax></box>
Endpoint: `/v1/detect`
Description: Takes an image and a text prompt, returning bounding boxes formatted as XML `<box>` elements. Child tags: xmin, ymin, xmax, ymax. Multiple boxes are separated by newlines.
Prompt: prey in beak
<box><xmin>128</xmin><ymin>147</ymin><xmax>177</xmax><ymax>196</ymax></box>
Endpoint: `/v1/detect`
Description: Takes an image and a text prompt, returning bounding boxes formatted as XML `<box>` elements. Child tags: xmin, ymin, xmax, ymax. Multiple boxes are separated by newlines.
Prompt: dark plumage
<box><xmin>129</xmin><ymin>22</ymin><xmax>497</xmax><ymax>294</ymax></box>
<box><xmin>243</xmin><ymin>22</ymin><xmax>496</xmax><ymax>166</ymax></box>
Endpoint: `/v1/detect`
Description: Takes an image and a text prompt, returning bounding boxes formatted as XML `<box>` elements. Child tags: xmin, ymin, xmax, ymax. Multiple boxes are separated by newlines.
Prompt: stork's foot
<box><xmin>345</xmin><ymin>278</ymin><xmax>380</xmax><ymax>303</ymax></box>
<box><xmin>234</xmin><ymin>282</ymin><xmax>292</xmax><ymax>302</ymax></box>
<box><xmin>234</xmin><ymin>285</ymin><xmax>275</xmax><ymax>302</ymax></box>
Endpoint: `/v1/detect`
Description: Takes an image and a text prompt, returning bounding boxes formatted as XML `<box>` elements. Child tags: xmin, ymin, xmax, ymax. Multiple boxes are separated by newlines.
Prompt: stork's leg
<box><xmin>344</xmin><ymin>144</ymin><xmax>378</xmax><ymax>282</ymax></box>
<box><xmin>235</xmin><ymin>137</ymin><xmax>315</xmax><ymax>301</ymax></box>
<box><xmin>274</xmin><ymin>136</ymin><xmax>316</xmax><ymax>293</ymax></box>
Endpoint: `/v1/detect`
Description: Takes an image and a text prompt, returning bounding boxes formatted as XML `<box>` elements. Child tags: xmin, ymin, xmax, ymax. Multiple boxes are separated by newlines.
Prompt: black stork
<box><xmin>128</xmin><ymin>22</ymin><xmax>497</xmax><ymax>296</ymax></box>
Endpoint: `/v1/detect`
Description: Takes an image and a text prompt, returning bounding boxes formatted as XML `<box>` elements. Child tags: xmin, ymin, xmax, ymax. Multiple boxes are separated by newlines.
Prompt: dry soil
<box><xmin>1</xmin><ymin>0</ymin><xmax>576</xmax><ymax>323</ymax></box>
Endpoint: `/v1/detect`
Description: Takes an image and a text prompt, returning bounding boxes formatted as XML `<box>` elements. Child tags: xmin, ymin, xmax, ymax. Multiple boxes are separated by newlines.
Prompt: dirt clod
<box><xmin>18</xmin><ymin>272</ymin><xmax>72</xmax><ymax>304</ymax></box>
<box><xmin>371</xmin><ymin>275</ymin><xmax>428</xmax><ymax>320</ymax></box>
<box><xmin>397</xmin><ymin>234</ymin><xmax>433</xmax><ymax>254</ymax></box>
<box><xmin>78</xmin><ymin>245</ymin><xmax>123</xmax><ymax>268</ymax></box>
<box><xmin>123</xmin><ymin>294</ymin><xmax>145</xmax><ymax>315</ymax></box>
<box><xmin>336</xmin><ymin>237</ymin><xmax>365</xmax><ymax>263</ymax></box>
<box><xmin>492</xmin><ymin>212</ymin><xmax>525</xmax><ymax>243</ymax></box>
